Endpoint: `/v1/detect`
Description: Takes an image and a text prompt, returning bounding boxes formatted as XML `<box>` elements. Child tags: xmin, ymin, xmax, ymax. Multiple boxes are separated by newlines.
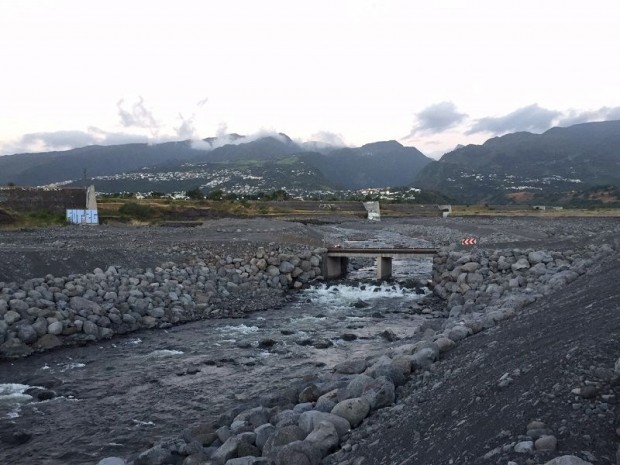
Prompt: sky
<box><xmin>1</xmin><ymin>0</ymin><xmax>620</xmax><ymax>159</ymax></box>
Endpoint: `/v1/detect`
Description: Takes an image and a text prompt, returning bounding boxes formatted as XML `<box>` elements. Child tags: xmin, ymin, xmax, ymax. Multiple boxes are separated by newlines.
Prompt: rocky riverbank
<box><xmin>0</xmin><ymin>245</ymin><xmax>326</xmax><ymax>359</ymax></box>
<box><xmin>95</xmin><ymin>242</ymin><xmax>616</xmax><ymax>465</ymax></box>
<box><xmin>2</xmin><ymin>216</ymin><xmax>618</xmax><ymax>465</ymax></box>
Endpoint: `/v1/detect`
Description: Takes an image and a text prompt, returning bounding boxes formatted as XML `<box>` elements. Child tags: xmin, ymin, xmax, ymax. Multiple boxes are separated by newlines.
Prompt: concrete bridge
<box><xmin>322</xmin><ymin>247</ymin><xmax>438</xmax><ymax>280</ymax></box>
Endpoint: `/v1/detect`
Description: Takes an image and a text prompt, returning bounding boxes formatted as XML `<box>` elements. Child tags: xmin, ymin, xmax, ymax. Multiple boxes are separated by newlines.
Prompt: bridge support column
<box><xmin>376</xmin><ymin>257</ymin><xmax>392</xmax><ymax>280</ymax></box>
<box><xmin>322</xmin><ymin>255</ymin><xmax>348</xmax><ymax>279</ymax></box>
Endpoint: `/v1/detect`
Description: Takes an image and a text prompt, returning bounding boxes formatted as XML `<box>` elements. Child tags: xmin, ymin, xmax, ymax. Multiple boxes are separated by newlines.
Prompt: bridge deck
<box><xmin>326</xmin><ymin>247</ymin><xmax>437</xmax><ymax>258</ymax></box>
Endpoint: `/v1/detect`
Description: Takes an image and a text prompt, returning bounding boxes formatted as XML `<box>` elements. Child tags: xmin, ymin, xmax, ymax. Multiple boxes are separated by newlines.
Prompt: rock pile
<box><xmin>431</xmin><ymin>244</ymin><xmax>613</xmax><ymax>336</ymax></box>
<box><xmin>99</xmin><ymin>337</ymin><xmax>452</xmax><ymax>465</ymax></box>
<box><xmin>0</xmin><ymin>246</ymin><xmax>327</xmax><ymax>358</ymax></box>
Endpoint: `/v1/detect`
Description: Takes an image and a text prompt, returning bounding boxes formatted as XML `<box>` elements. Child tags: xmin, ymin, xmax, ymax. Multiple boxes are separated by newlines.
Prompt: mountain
<box><xmin>300</xmin><ymin>140</ymin><xmax>432</xmax><ymax>189</ymax></box>
<box><xmin>415</xmin><ymin>120</ymin><xmax>620</xmax><ymax>204</ymax></box>
<box><xmin>0</xmin><ymin>134</ymin><xmax>434</xmax><ymax>194</ymax></box>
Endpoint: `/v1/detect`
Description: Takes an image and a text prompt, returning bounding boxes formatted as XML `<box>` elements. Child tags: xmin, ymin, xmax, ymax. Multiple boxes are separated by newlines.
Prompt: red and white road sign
<box><xmin>461</xmin><ymin>238</ymin><xmax>477</xmax><ymax>246</ymax></box>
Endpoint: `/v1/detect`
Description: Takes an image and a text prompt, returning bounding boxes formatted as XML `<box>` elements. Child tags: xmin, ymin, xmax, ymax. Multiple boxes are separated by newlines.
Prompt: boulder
<box><xmin>543</xmin><ymin>457</ymin><xmax>593</xmax><ymax>465</ymax></box>
<box><xmin>261</xmin><ymin>425</ymin><xmax>306</xmax><ymax>459</ymax></box>
<box><xmin>298</xmin><ymin>411</ymin><xmax>350</xmax><ymax>439</ymax></box>
<box><xmin>360</xmin><ymin>377</ymin><xmax>395</xmax><ymax>410</ymax></box>
<box><xmin>330</xmin><ymin>397</ymin><xmax>370</xmax><ymax>427</ymax></box>
<box><xmin>274</xmin><ymin>440</ymin><xmax>322</xmax><ymax>465</ymax></box>
<box><xmin>333</xmin><ymin>359</ymin><xmax>367</xmax><ymax>374</ymax></box>
<box><xmin>304</xmin><ymin>421</ymin><xmax>339</xmax><ymax>457</ymax></box>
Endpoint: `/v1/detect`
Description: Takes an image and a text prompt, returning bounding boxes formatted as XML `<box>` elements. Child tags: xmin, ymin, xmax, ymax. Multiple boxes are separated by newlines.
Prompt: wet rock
<box><xmin>378</xmin><ymin>329</ymin><xmax>398</xmax><ymax>341</ymax></box>
<box><xmin>33</xmin><ymin>334</ymin><xmax>62</xmax><ymax>350</ymax></box>
<box><xmin>0</xmin><ymin>337</ymin><xmax>33</xmax><ymax>358</ymax></box>
<box><xmin>330</xmin><ymin>397</ymin><xmax>370</xmax><ymax>427</ymax></box>
<box><xmin>312</xmin><ymin>339</ymin><xmax>333</xmax><ymax>349</ymax></box>
<box><xmin>352</xmin><ymin>299</ymin><xmax>370</xmax><ymax>308</ymax></box>
<box><xmin>6</xmin><ymin>430</ymin><xmax>32</xmax><ymax>445</ymax></box>
<box><xmin>340</xmin><ymin>333</ymin><xmax>357</xmax><ymax>341</ymax></box>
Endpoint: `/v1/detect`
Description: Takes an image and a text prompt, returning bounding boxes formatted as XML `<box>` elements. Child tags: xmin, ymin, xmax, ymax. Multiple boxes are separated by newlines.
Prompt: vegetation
<box><xmin>118</xmin><ymin>202</ymin><xmax>157</xmax><ymax>221</ymax></box>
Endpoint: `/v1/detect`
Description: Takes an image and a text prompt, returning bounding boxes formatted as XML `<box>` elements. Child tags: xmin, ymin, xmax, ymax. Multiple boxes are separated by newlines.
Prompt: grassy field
<box><xmin>2</xmin><ymin>200</ymin><xmax>619</xmax><ymax>229</ymax></box>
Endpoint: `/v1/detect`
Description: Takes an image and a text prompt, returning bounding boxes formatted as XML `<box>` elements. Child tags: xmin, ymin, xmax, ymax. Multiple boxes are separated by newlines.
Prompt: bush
<box><xmin>118</xmin><ymin>202</ymin><xmax>156</xmax><ymax>220</ymax></box>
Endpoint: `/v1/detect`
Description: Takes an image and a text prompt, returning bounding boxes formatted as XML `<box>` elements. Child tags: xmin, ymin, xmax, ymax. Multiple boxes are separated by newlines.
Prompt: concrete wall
<box><xmin>0</xmin><ymin>187</ymin><xmax>88</xmax><ymax>213</ymax></box>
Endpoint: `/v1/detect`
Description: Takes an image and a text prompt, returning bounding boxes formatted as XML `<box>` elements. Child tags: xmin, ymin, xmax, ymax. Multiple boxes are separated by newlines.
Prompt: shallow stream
<box><xmin>0</xmin><ymin>234</ymin><xmax>438</xmax><ymax>465</ymax></box>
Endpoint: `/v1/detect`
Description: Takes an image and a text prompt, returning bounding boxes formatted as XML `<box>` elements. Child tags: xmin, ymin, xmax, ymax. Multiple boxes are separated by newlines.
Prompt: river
<box><xmin>0</xmin><ymin>232</ymin><xmax>438</xmax><ymax>465</ymax></box>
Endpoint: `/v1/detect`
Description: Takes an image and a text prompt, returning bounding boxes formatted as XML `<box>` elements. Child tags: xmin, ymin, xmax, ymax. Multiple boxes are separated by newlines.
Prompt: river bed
<box><xmin>0</xmin><ymin>256</ymin><xmax>440</xmax><ymax>465</ymax></box>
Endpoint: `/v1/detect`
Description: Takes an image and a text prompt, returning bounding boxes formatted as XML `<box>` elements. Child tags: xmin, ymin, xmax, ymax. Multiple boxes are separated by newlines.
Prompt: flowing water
<box><xmin>0</xmin><ymin>234</ymin><xmax>440</xmax><ymax>465</ymax></box>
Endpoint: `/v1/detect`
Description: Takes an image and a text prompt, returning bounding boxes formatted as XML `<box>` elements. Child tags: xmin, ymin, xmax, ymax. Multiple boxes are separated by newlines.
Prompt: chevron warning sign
<box><xmin>461</xmin><ymin>238</ymin><xmax>477</xmax><ymax>246</ymax></box>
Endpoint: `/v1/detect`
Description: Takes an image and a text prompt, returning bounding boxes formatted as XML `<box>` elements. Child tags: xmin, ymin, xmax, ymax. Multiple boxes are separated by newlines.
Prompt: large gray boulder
<box><xmin>360</xmin><ymin>377</ymin><xmax>395</xmax><ymax>410</ymax></box>
<box><xmin>330</xmin><ymin>397</ymin><xmax>370</xmax><ymax>427</ymax></box>
<box><xmin>342</xmin><ymin>374</ymin><xmax>374</xmax><ymax>400</ymax></box>
<box><xmin>261</xmin><ymin>425</ymin><xmax>306</xmax><ymax>459</ymax></box>
<box><xmin>212</xmin><ymin>437</ymin><xmax>242</xmax><ymax>464</ymax></box>
<box><xmin>298</xmin><ymin>411</ymin><xmax>350</xmax><ymax>439</ymax></box>
<box><xmin>274</xmin><ymin>440</ymin><xmax>322</xmax><ymax>465</ymax></box>
<box><xmin>254</xmin><ymin>423</ymin><xmax>276</xmax><ymax>450</ymax></box>
<box><xmin>233</xmin><ymin>407</ymin><xmax>271</xmax><ymax>429</ymax></box>
<box><xmin>543</xmin><ymin>456</ymin><xmax>593</xmax><ymax>465</ymax></box>
<box><xmin>333</xmin><ymin>359</ymin><xmax>367</xmax><ymax>374</ymax></box>
<box><xmin>225</xmin><ymin>457</ymin><xmax>269</xmax><ymax>465</ymax></box>
<box><xmin>304</xmin><ymin>421</ymin><xmax>339</xmax><ymax>457</ymax></box>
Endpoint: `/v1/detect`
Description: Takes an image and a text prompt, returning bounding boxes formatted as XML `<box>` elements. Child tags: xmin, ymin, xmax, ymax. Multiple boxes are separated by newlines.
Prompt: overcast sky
<box><xmin>1</xmin><ymin>0</ymin><xmax>619</xmax><ymax>158</ymax></box>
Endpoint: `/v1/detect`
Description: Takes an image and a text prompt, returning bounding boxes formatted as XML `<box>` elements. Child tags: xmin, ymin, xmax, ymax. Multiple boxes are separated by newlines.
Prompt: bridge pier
<box><xmin>322</xmin><ymin>256</ymin><xmax>349</xmax><ymax>279</ymax></box>
<box><xmin>323</xmin><ymin>247</ymin><xmax>437</xmax><ymax>281</ymax></box>
<box><xmin>376</xmin><ymin>257</ymin><xmax>393</xmax><ymax>279</ymax></box>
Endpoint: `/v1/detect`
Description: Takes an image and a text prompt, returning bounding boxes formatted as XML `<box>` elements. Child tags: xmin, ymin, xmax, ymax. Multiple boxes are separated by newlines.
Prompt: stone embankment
<box><xmin>90</xmin><ymin>244</ymin><xmax>616</xmax><ymax>465</ymax></box>
<box><xmin>0</xmin><ymin>246</ymin><xmax>326</xmax><ymax>359</ymax></box>
<box><xmin>431</xmin><ymin>244</ymin><xmax>614</xmax><ymax>338</ymax></box>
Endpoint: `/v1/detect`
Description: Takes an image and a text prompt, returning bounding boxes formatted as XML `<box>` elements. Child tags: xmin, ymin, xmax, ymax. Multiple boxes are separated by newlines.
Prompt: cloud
<box><xmin>308</xmin><ymin>131</ymin><xmax>346</xmax><ymax>146</ymax></box>
<box><xmin>191</xmin><ymin>127</ymin><xmax>290</xmax><ymax>151</ymax></box>
<box><xmin>558</xmin><ymin>106</ymin><xmax>620</xmax><ymax>126</ymax></box>
<box><xmin>408</xmin><ymin>101</ymin><xmax>467</xmax><ymax>136</ymax></box>
<box><xmin>175</xmin><ymin>113</ymin><xmax>198</xmax><ymax>140</ymax></box>
<box><xmin>0</xmin><ymin>128</ymin><xmax>149</xmax><ymax>155</ymax></box>
<box><xmin>467</xmin><ymin>104</ymin><xmax>561</xmax><ymax>135</ymax></box>
<box><xmin>117</xmin><ymin>97</ymin><xmax>160</xmax><ymax>136</ymax></box>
